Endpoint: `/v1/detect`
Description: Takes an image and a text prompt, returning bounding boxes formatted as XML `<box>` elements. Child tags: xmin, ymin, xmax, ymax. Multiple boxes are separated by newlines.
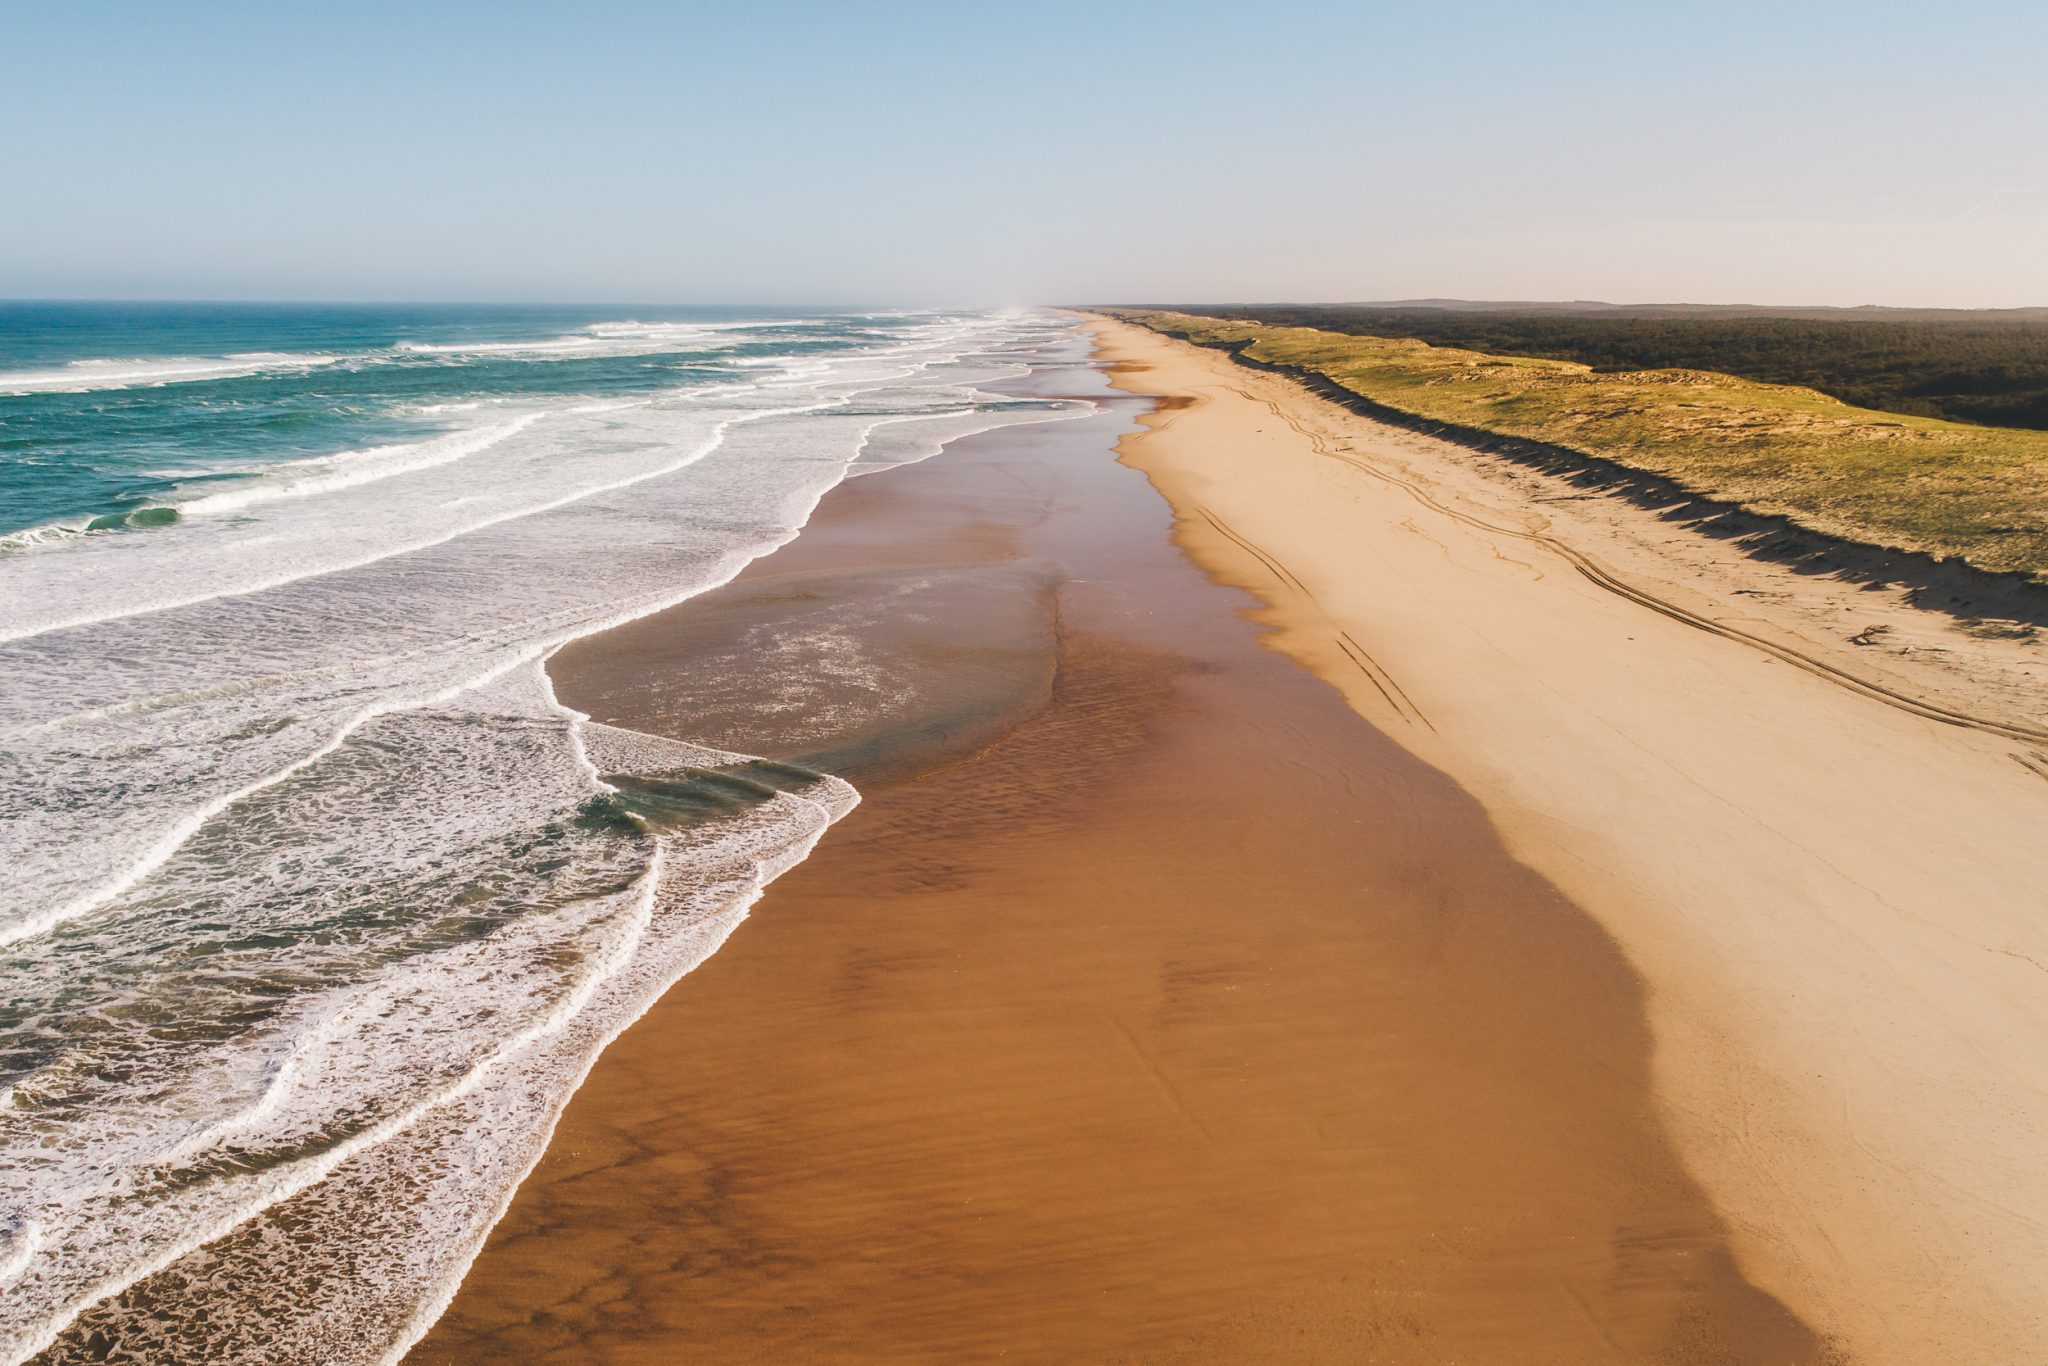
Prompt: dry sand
<box><xmin>1085</xmin><ymin>317</ymin><xmax>2048</xmax><ymax>1363</ymax></box>
<box><xmin>413</xmin><ymin>346</ymin><xmax>1822</xmax><ymax>1362</ymax></box>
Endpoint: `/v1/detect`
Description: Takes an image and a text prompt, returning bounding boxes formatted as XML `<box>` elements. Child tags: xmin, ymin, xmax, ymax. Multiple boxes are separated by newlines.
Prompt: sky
<box><xmin>4</xmin><ymin>0</ymin><xmax>2045</xmax><ymax>307</ymax></box>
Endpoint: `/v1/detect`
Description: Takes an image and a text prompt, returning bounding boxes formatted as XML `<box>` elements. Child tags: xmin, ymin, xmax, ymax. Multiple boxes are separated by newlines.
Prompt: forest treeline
<box><xmin>1166</xmin><ymin>305</ymin><xmax>2048</xmax><ymax>432</ymax></box>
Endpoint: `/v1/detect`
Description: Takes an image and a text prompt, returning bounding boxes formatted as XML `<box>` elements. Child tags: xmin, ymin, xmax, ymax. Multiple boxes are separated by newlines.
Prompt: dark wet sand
<box><xmin>412</xmin><ymin>349</ymin><xmax>1821</xmax><ymax>1363</ymax></box>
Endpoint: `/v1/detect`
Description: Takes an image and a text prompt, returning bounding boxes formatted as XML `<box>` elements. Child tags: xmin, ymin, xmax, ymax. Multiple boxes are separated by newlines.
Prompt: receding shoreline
<box><xmin>411</xmin><ymin>340</ymin><xmax>1819</xmax><ymax>1362</ymax></box>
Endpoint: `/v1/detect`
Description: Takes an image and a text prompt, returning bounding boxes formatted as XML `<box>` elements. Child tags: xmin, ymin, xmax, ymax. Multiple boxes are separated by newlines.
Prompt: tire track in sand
<box><xmin>1226</xmin><ymin>383</ymin><xmax>2048</xmax><ymax>749</ymax></box>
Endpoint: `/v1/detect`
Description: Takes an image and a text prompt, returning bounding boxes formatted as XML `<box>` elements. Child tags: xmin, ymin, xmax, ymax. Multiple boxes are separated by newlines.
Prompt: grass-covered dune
<box><xmin>1141</xmin><ymin>303</ymin><xmax>2048</xmax><ymax>433</ymax></box>
<box><xmin>1106</xmin><ymin>310</ymin><xmax>2048</xmax><ymax>590</ymax></box>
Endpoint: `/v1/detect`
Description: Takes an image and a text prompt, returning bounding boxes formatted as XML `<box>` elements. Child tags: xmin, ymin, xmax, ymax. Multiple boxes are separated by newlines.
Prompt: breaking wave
<box><xmin>0</xmin><ymin>308</ymin><xmax>1090</xmax><ymax>1363</ymax></box>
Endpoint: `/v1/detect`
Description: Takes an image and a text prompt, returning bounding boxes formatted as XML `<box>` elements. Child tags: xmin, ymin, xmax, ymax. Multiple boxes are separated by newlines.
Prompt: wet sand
<box><xmin>413</xmin><ymin>343</ymin><xmax>1820</xmax><ymax>1362</ymax></box>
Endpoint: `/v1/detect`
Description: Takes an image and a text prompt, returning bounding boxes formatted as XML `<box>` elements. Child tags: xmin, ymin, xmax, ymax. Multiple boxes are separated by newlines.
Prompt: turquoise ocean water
<box><xmin>0</xmin><ymin>304</ymin><xmax>1088</xmax><ymax>1362</ymax></box>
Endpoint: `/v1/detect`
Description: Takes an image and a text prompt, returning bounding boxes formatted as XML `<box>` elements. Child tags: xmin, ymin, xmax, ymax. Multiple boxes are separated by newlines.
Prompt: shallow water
<box><xmin>0</xmin><ymin>304</ymin><xmax>1091</xmax><ymax>1362</ymax></box>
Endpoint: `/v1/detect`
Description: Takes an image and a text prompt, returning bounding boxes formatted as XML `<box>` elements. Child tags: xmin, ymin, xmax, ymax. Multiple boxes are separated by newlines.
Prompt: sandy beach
<box><xmin>413</xmin><ymin>339</ymin><xmax>1823</xmax><ymax>1361</ymax></box>
<box><xmin>1082</xmin><ymin>318</ymin><xmax>2048</xmax><ymax>1363</ymax></box>
<box><xmin>13</xmin><ymin>7</ymin><xmax>2041</xmax><ymax>1360</ymax></box>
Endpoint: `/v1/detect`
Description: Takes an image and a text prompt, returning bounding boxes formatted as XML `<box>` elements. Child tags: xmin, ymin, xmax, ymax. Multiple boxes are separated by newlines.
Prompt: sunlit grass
<box><xmin>1113</xmin><ymin>311</ymin><xmax>2048</xmax><ymax>584</ymax></box>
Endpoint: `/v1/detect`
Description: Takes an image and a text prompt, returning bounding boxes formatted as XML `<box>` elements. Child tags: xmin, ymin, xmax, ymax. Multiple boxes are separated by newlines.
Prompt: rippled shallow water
<box><xmin>0</xmin><ymin>304</ymin><xmax>1091</xmax><ymax>1362</ymax></box>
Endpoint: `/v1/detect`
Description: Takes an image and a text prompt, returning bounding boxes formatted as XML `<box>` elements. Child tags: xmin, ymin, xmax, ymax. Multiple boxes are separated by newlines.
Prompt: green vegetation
<box><xmin>1171</xmin><ymin>304</ymin><xmax>2048</xmax><ymax>433</ymax></box>
<box><xmin>1111</xmin><ymin>310</ymin><xmax>2048</xmax><ymax>585</ymax></box>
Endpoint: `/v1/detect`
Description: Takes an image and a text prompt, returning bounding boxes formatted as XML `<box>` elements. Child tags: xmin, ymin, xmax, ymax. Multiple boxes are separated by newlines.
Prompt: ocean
<box><xmin>0</xmin><ymin>303</ymin><xmax>1089</xmax><ymax>1362</ymax></box>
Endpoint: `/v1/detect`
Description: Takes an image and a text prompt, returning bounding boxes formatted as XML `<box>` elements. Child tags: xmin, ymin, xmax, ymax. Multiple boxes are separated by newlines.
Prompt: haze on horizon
<box><xmin>5</xmin><ymin>0</ymin><xmax>2044</xmax><ymax>309</ymax></box>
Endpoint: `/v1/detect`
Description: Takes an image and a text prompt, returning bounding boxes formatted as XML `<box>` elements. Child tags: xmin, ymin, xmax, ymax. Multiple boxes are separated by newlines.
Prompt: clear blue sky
<box><xmin>5</xmin><ymin>0</ymin><xmax>2044</xmax><ymax>306</ymax></box>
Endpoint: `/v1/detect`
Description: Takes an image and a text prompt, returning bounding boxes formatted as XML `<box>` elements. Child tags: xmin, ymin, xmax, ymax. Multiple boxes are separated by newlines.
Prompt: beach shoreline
<box><xmin>1085</xmin><ymin>315</ymin><xmax>2048</xmax><ymax>1362</ymax></box>
<box><xmin>4</xmin><ymin>312</ymin><xmax>1107</xmax><ymax>1366</ymax></box>
<box><xmin>412</xmin><ymin>328</ymin><xmax>1819</xmax><ymax>1362</ymax></box>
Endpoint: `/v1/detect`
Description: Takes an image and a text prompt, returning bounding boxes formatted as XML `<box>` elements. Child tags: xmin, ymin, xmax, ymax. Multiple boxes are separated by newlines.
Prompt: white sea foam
<box><xmin>177</xmin><ymin>414</ymin><xmax>553</xmax><ymax>517</ymax></box>
<box><xmin>0</xmin><ymin>314</ymin><xmax>813</xmax><ymax>399</ymax></box>
<box><xmin>0</xmin><ymin>352</ymin><xmax>346</xmax><ymax>395</ymax></box>
<box><xmin>388</xmin><ymin>318</ymin><xmax>799</xmax><ymax>360</ymax></box>
<box><xmin>850</xmin><ymin>398</ymin><xmax>1093</xmax><ymax>476</ymax></box>
<box><xmin>0</xmin><ymin>309</ymin><xmax>1092</xmax><ymax>1363</ymax></box>
<box><xmin>0</xmin><ymin>520</ymin><xmax>99</xmax><ymax>553</ymax></box>
<box><xmin>0</xmin><ymin>341</ymin><xmax>1021</xmax><ymax>649</ymax></box>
